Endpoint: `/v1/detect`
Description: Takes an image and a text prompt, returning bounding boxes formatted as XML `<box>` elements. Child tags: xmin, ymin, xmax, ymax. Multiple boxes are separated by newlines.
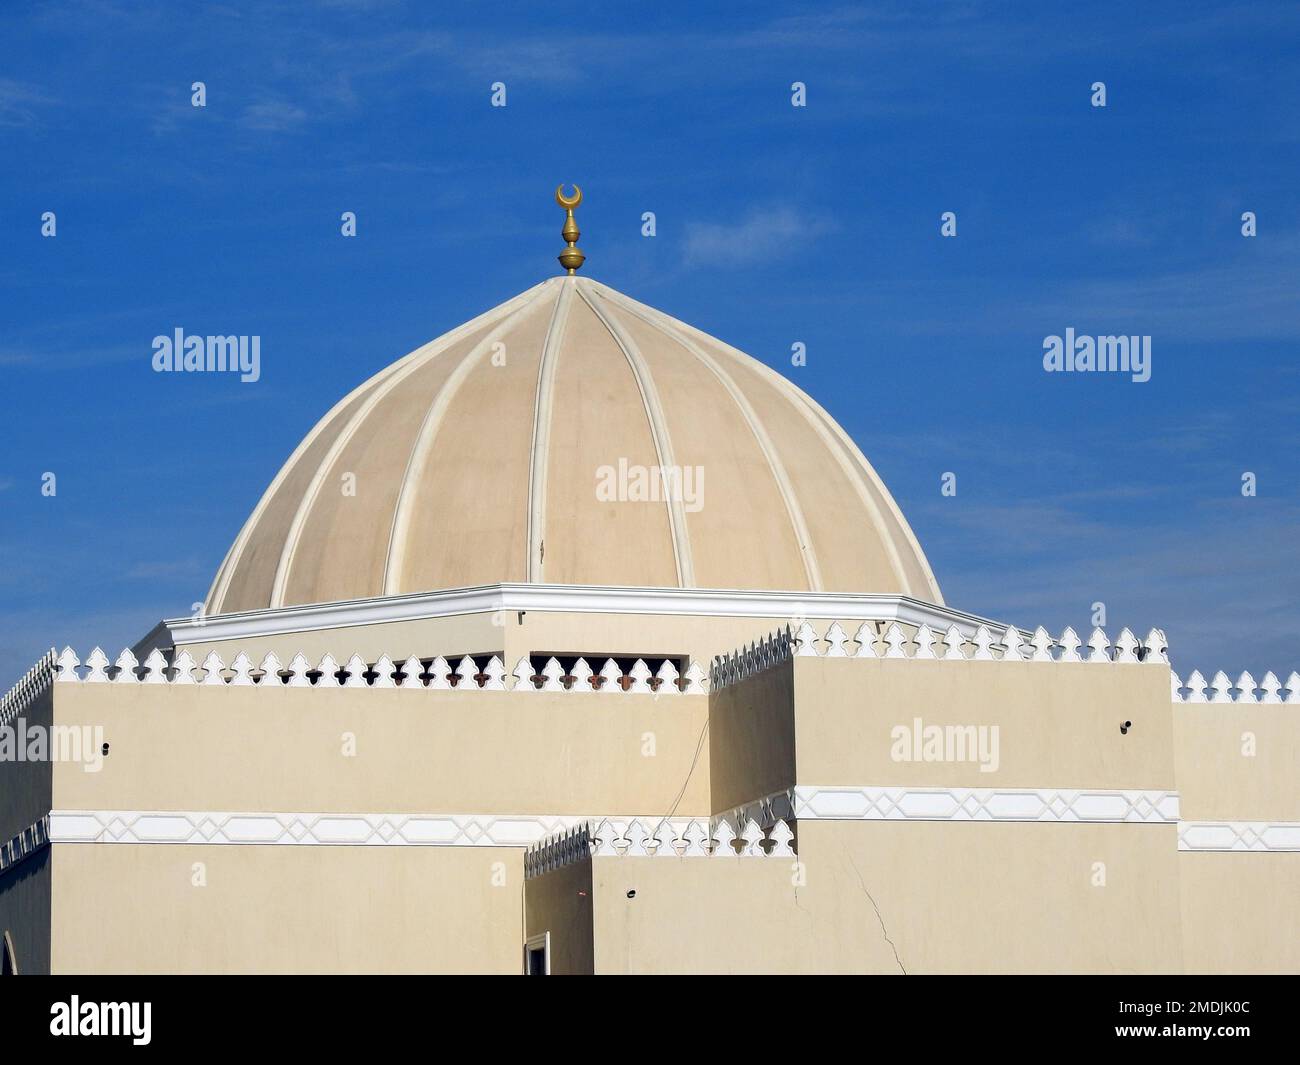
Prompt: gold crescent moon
<box><xmin>555</xmin><ymin>183</ymin><xmax>582</xmax><ymax>209</ymax></box>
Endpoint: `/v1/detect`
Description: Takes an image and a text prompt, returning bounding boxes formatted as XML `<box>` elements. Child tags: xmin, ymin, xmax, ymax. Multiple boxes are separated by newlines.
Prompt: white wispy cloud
<box><xmin>0</xmin><ymin>77</ymin><xmax>54</xmax><ymax>127</ymax></box>
<box><xmin>684</xmin><ymin>207</ymin><xmax>833</xmax><ymax>268</ymax></box>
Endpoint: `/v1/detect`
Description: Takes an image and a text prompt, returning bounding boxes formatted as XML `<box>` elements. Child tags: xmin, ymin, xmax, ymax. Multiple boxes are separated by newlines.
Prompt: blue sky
<box><xmin>2</xmin><ymin>1</ymin><xmax>1298</xmax><ymax>686</ymax></box>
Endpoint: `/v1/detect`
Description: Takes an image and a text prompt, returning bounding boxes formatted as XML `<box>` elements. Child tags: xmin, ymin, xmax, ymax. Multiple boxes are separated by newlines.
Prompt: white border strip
<box><xmin>728</xmin><ymin>786</ymin><xmax>1182</xmax><ymax>824</ymax></box>
<box><xmin>47</xmin><ymin>811</ymin><xmax>700</xmax><ymax>849</ymax></box>
<box><xmin>1178</xmin><ymin>821</ymin><xmax>1300</xmax><ymax>852</ymax></box>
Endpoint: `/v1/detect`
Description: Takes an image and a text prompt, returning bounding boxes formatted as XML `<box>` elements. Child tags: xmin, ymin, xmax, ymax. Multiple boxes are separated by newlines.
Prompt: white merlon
<box><xmin>1172</xmin><ymin>670</ymin><xmax>1299</xmax><ymax>704</ymax></box>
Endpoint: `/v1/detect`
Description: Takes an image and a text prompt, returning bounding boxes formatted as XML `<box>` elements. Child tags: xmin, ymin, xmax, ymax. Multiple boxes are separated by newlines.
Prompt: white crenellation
<box><xmin>315</xmin><ymin>653</ymin><xmax>341</xmax><ymax>688</ymax></box>
<box><xmin>371</xmin><ymin>654</ymin><xmax>397</xmax><ymax>689</ymax></box>
<box><xmin>853</xmin><ymin>621</ymin><xmax>878</xmax><ymax>659</ymax></box>
<box><xmin>84</xmin><ymin>648</ymin><xmax>110</xmax><ymax>683</ymax></box>
<box><xmin>710</xmin><ymin>627</ymin><xmax>793</xmax><ymax>689</ymax></box>
<box><xmin>398</xmin><ymin>656</ymin><xmax>425</xmax><ymax>688</ymax></box>
<box><xmin>171</xmin><ymin>650</ymin><xmax>198</xmax><ymax>685</ymax></box>
<box><xmin>540</xmin><ymin>657</ymin><xmax>565</xmax><ymax>691</ymax></box>
<box><xmin>428</xmin><ymin>656</ymin><xmax>453</xmax><ymax>690</ymax></box>
<box><xmin>683</xmin><ymin>662</ymin><xmax>709</xmax><ymax>694</ymax></box>
<box><xmin>143</xmin><ymin>649</ymin><xmax>170</xmax><ymax>684</ymax></box>
<box><xmin>1114</xmin><ymin>628</ymin><xmax>1140</xmax><ymax>664</ymax></box>
<box><xmin>882</xmin><ymin>622</ymin><xmax>908</xmax><ymax>659</ymax></box>
<box><xmin>0</xmin><ymin>650</ymin><xmax>56</xmax><ymax>728</ymax></box>
<box><xmin>200</xmin><ymin>651</ymin><xmax>226</xmax><ymax>686</ymax></box>
<box><xmin>114</xmin><ymin>649</ymin><xmax>140</xmax><ymax>684</ymax></box>
<box><xmin>1001</xmin><ymin>625</ymin><xmax>1026</xmax><ymax>662</ymax></box>
<box><xmin>341</xmin><ymin>654</ymin><xmax>367</xmax><ymax>689</ymax></box>
<box><xmin>286</xmin><ymin>653</ymin><xmax>313</xmax><ymax>688</ymax></box>
<box><xmin>1087</xmin><ymin>628</ymin><xmax>1110</xmax><ymax>663</ymax></box>
<box><xmin>1144</xmin><ymin>628</ymin><xmax>1169</xmax><ymax>664</ymax></box>
<box><xmin>1058</xmin><ymin>627</ymin><xmax>1082</xmax><ymax>663</ymax></box>
<box><xmin>597</xmin><ymin>658</ymin><xmax>623</xmax><ymax>692</ymax></box>
<box><xmin>708</xmin><ymin>622</ymin><xmax>1190</xmax><ymax>678</ymax></box>
<box><xmin>1030</xmin><ymin>627</ymin><xmax>1055</xmax><ymax>662</ymax></box>
<box><xmin>793</xmin><ymin>622</ymin><xmax>820</xmax><ymax>657</ymax></box>
<box><xmin>229</xmin><ymin>652</ymin><xmax>256</xmax><ymax>686</ymax></box>
<box><xmin>1171</xmin><ymin>667</ymin><xmax>1300</xmax><ymax>704</ymax></box>
<box><xmin>824</xmin><ymin>621</ymin><xmax>849</xmax><ymax>657</ymax></box>
<box><xmin>913</xmin><ymin>623</ymin><xmax>938</xmax><ymax>660</ymax></box>
<box><xmin>522</xmin><ymin>816</ymin><xmax>802</xmax><ymax>877</ymax></box>
<box><xmin>941</xmin><ymin>624</ymin><xmax>966</xmax><ymax>661</ymax></box>
<box><xmin>655</xmin><ymin>658</ymin><xmax>680</xmax><ymax>694</ymax></box>
<box><xmin>258</xmin><ymin>652</ymin><xmax>284</xmax><ymax>688</ymax></box>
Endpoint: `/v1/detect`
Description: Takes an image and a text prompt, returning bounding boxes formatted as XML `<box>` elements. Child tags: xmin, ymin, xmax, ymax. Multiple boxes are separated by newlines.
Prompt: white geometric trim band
<box><xmin>724</xmin><ymin>786</ymin><xmax>1181</xmax><ymax>824</ymax></box>
<box><xmin>47</xmin><ymin>811</ymin><xmax>702</xmax><ymax>849</ymax></box>
<box><xmin>1177</xmin><ymin>821</ymin><xmax>1300</xmax><ymax>852</ymax></box>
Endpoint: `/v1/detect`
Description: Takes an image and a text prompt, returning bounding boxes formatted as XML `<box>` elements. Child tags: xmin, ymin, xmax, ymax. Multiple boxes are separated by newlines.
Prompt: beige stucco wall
<box><xmin>588</xmin><ymin>819</ymin><xmax>1184</xmax><ymax>974</ymax></box>
<box><xmin>1177</xmin><ymin>853</ymin><xmax>1300</xmax><ymax>973</ymax></box>
<box><xmin>1173</xmin><ymin>703</ymin><xmax>1300</xmax><ymax>821</ymax></box>
<box><xmin>1172</xmin><ymin>703</ymin><xmax>1299</xmax><ymax>974</ymax></box>
<box><xmin>524</xmin><ymin>860</ymin><xmax>594</xmax><ymax>975</ymax></box>
<box><xmin>49</xmin><ymin>843</ymin><xmax>522</xmax><ymax>974</ymax></box>
<box><xmin>590</xmin><ymin>855</ymin><xmax>810</xmax><ymax>974</ymax></box>
<box><xmin>6</xmin><ymin>643</ymin><xmax>1293</xmax><ymax>975</ymax></box>
<box><xmin>709</xmin><ymin>661</ymin><xmax>795</xmax><ymax>813</ymax></box>
<box><xmin>51</xmin><ymin>683</ymin><xmax>710</xmax><ymax>817</ymax></box>
<box><xmin>791</xmin><ymin>658</ymin><xmax>1175</xmax><ymax>790</ymax></box>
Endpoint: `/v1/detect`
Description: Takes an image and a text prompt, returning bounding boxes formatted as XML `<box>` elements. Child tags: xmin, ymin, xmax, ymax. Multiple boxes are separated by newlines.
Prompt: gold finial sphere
<box><xmin>556</xmin><ymin>183</ymin><xmax>586</xmax><ymax>274</ymax></box>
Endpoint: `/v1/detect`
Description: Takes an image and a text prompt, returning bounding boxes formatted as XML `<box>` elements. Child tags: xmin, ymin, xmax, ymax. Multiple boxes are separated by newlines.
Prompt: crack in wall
<box><xmin>848</xmin><ymin>855</ymin><xmax>907</xmax><ymax>975</ymax></box>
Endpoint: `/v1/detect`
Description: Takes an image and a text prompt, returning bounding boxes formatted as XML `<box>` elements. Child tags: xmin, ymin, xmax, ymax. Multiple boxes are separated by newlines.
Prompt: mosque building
<box><xmin>1</xmin><ymin>188</ymin><xmax>1295</xmax><ymax>974</ymax></box>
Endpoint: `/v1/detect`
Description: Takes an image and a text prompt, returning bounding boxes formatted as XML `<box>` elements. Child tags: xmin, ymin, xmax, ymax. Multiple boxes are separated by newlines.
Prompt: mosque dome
<box><xmin>205</xmin><ymin>274</ymin><xmax>942</xmax><ymax>615</ymax></box>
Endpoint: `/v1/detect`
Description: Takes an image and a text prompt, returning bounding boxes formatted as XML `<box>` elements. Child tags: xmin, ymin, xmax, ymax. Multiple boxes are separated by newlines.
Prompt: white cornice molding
<box><xmin>148</xmin><ymin>583</ymin><xmax>1016</xmax><ymax>649</ymax></box>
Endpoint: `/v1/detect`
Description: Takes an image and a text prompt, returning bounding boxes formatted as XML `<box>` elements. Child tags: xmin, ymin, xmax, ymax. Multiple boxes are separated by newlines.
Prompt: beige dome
<box><xmin>206</xmin><ymin>276</ymin><xmax>942</xmax><ymax>614</ymax></box>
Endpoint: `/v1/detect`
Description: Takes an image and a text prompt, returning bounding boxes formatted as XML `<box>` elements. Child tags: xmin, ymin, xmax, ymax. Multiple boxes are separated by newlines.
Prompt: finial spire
<box><xmin>555</xmin><ymin>184</ymin><xmax>585</xmax><ymax>274</ymax></box>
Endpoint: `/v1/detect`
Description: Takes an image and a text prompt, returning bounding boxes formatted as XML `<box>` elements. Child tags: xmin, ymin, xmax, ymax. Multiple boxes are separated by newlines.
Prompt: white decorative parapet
<box><xmin>0</xmin><ymin>650</ymin><xmax>56</xmax><ymax>727</ymax></box>
<box><xmin>525</xmin><ymin>817</ymin><xmax>797</xmax><ymax>876</ymax></box>
<box><xmin>0</xmin><ymin>816</ymin><xmax>50</xmax><ymax>874</ymax></box>
<box><xmin>710</xmin><ymin>628</ymin><xmax>793</xmax><ymax>690</ymax></box>
<box><xmin>50</xmin><ymin>648</ymin><xmax>707</xmax><ymax>694</ymax></box>
<box><xmin>710</xmin><ymin>622</ymin><xmax>1169</xmax><ymax>690</ymax></box>
<box><xmin>1178</xmin><ymin>821</ymin><xmax>1300</xmax><ymax>852</ymax></box>
<box><xmin>1170</xmin><ymin>670</ymin><xmax>1300</xmax><ymax>704</ymax></box>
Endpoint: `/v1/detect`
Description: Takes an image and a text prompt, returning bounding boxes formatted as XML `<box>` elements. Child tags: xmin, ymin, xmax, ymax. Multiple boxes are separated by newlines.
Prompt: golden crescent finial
<box><xmin>555</xmin><ymin>183</ymin><xmax>586</xmax><ymax>274</ymax></box>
